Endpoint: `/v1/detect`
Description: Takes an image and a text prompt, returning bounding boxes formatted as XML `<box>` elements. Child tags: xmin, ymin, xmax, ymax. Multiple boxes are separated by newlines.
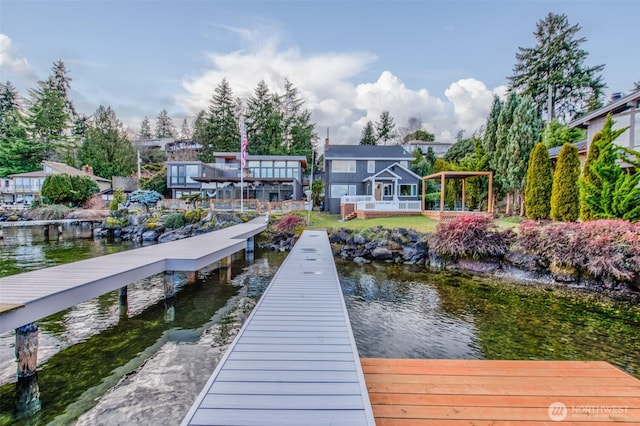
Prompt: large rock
<box><xmin>456</xmin><ymin>258</ymin><xmax>500</xmax><ymax>273</ymax></box>
<box><xmin>371</xmin><ymin>246</ymin><xmax>393</xmax><ymax>260</ymax></box>
<box><xmin>66</xmin><ymin>209</ymin><xmax>110</xmax><ymax>220</ymax></box>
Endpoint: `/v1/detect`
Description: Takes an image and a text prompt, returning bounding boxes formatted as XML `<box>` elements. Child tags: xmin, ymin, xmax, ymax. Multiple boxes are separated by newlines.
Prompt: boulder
<box><xmin>371</xmin><ymin>246</ymin><xmax>393</xmax><ymax>260</ymax></box>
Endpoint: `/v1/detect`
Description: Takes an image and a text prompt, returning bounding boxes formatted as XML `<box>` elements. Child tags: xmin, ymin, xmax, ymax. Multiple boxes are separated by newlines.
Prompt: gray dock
<box><xmin>0</xmin><ymin>218</ymin><xmax>266</xmax><ymax>334</ymax></box>
<box><xmin>181</xmin><ymin>230</ymin><xmax>375</xmax><ymax>426</ymax></box>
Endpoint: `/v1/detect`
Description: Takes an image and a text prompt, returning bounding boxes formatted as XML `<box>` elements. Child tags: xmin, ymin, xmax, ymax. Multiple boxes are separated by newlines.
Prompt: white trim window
<box><xmin>332</xmin><ymin>160</ymin><xmax>356</xmax><ymax>173</ymax></box>
<box><xmin>399</xmin><ymin>184</ymin><xmax>417</xmax><ymax>196</ymax></box>
<box><xmin>330</xmin><ymin>184</ymin><xmax>356</xmax><ymax>198</ymax></box>
<box><xmin>367</xmin><ymin>160</ymin><xmax>375</xmax><ymax>173</ymax></box>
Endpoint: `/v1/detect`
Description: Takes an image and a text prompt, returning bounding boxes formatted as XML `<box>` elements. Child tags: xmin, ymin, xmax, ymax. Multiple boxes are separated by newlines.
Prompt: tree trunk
<box><xmin>505</xmin><ymin>193</ymin><xmax>511</xmax><ymax>215</ymax></box>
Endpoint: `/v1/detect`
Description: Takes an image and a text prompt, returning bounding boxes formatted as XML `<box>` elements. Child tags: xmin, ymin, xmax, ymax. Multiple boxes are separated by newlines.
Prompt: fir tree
<box><xmin>550</xmin><ymin>142</ymin><xmax>581</xmax><ymax>221</ymax></box>
<box><xmin>508</xmin><ymin>13</ymin><xmax>605</xmax><ymax>121</ymax></box>
<box><xmin>359</xmin><ymin>121</ymin><xmax>377</xmax><ymax>145</ymax></box>
<box><xmin>180</xmin><ymin>118</ymin><xmax>191</xmax><ymax>139</ymax></box>
<box><xmin>494</xmin><ymin>92</ymin><xmax>520</xmax><ymax>212</ymax></box>
<box><xmin>138</xmin><ymin>117</ymin><xmax>152</xmax><ymax>139</ymax></box>
<box><xmin>579</xmin><ymin>132</ymin><xmax>601</xmax><ymax>221</ymax></box>
<box><xmin>0</xmin><ymin>109</ymin><xmax>44</xmax><ymax>176</ymax></box>
<box><xmin>245</xmin><ymin>80</ymin><xmax>281</xmax><ymax>155</ymax></box>
<box><xmin>0</xmin><ymin>81</ymin><xmax>20</xmax><ymax>129</ymax></box>
<box><xmin>205</xmin><ymin>79</ymin><xmax>239</xmax><ymax>155</ymax></box>
<box><xmin>524</xmin><ymin>142</ymin><xmax>552</xmax><ymax>219</ymax></box>
<box><xmin>543</xmin><ymin>118</ymin><xmax>586</xmax><ymax>148</ymax></box>
<box><xmin>375</xmin><ymin>110</ymin><xmax>396</xmax><ymax>145</ymax></box>
<box><xmin>155</xmin><ymin>109</ymin><xmax>175</xmax><ymax>138</ymax></box>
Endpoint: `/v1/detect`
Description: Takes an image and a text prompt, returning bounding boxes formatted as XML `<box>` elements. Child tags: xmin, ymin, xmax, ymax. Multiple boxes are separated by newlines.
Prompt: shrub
<box><xmin>524</xmin><ymin>142</ymin><xmax>552</xmax><ymax>220</ymax></box>
<box><xmin>110</xmin><ymin>190</ymin><xmax>126</xmax><ymax>211</ymax></box>
<box><xmin>145</xmin><ymin>217</ymin><xmax>160</xmax><ymax>230</ymax></box>
<box><xmin>431</xmin><ymin>214</ymin><xmax>515</xmax><ymax>260</ymax></box>
<box><xmin>579</xmin><ymin>132</ymin><xmax>602</xmax><ymax>221</ymax></box>
<box><xmin>185</xmin><ymin>208</ymin><xmax>203</xmax><ymax>223</ymax></box>
<box><xmin>164</xmin><ymin>212</ymin><xmax>186</xmax><ymax>229</ymax></box>
<box><xmin>550</xmin><ymin>142</ymin><xmax>581</xmax><ymax>221</ymax></box>
<box><xmin>274</xmin><ymin>215</ymin><xmax>306</xmax><ymax>235</ymax></box>
<box><xmin>517</xmin><ymin>219</ymin><xmax>640</xmax><ymax>284</ymax></box>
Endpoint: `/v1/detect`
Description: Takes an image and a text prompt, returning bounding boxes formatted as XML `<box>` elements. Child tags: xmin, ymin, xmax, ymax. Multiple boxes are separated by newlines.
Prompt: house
<box><xmin>322</xmin><ymin>142</ymin><xmax>422</xmax><ymax>217</ymax></box>
<box><xmin>569</xmin><ymin>90</ymin><xmax>640</xmax><ymax>162</ymax></box>
<box><xmin>4</xmin><ymin>161</ymin><xmax>111</xmax><ymax>205</ymax></box>
<box><xmin>166</xmin><ymin>153</ymin><xmax>307</xmax><ymax>202</ymax></box>
<box><xmin>548</xmin><ymin>140</ymin><xmax>589</xmax><ymax>170</ymax></box>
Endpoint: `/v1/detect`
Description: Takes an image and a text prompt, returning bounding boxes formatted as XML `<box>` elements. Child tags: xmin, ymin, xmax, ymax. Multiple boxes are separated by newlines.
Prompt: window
<box><xmin>185</xmin><ymin>165</ymin><xmax>199</xmax><ymax>183</ymax></box>
<box><xmin>399</xmin><ymin>184</ymin><xmax>417</xmax><ymax>196</ymax></box>
<box><xmin>331</xmin><ymin>160</ymin><xmax>356</xmax><ymax>173</ymax></box>
<box><xmin>383</xmin><ymin>184</ymin><xmax>393</xmax><ymax>196</ymax></box>
<box><xmin>330</xmin><ymin>184</ymin><xmax>356</xmax><ymax>198</ymax></box>
<box><xmin>367</xmin><ymin>160</ymin><xmax>375</xmax><ymax>173</ymax></box>
<box><xmin>170</xmin><ymin>164</ymin><xmax>200</xmax><ymax>185</ymax></box>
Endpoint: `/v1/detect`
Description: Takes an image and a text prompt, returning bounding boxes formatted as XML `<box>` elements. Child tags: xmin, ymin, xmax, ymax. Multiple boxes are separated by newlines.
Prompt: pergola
<box><xmin>421</xmin><ymin>171</ymin><xmax>494</xmax><ymax>218</ymax></box>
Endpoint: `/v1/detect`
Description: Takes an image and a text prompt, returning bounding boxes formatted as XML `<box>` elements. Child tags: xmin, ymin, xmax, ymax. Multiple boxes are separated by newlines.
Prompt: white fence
<box><xmin>355</xmin><ymin>200</ymin><xmax>422</xmax><ymax>212</ymax></box>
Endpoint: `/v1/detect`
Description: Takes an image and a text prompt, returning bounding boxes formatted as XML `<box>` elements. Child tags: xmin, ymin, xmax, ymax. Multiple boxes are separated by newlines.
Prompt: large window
<box><xmin>367</xmin><ymin>160</ymin><xmax>375</xmax><ymax>173</ymax></box>
<box><xmin>332</xmin><ymin>160</ymin><xmax>356</xmax><ymax>173</ymax></box>
<box><xmin>399</xmin><ymin>184</ymin><xmax>417</xmax><ymax>196</ymax></box>
<box><xmin>330</xmin><ymin>184</ymin><xmax>356</xmax><ymax>198</ymax></box>
<box><xmin>170</xmin><ymin>164</ymin><xmax>200</xmax><ymax>185</ymax></box>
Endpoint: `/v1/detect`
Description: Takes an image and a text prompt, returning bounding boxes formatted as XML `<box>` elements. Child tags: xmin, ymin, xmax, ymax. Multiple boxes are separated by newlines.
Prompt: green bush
<box><xmin>550</xmin><ymin>142</ymin><xmax>580</xmax><ymax>221</ymax></box>
<box><xmin>110</xmin><ymin>190</ymin><xmax>126</xmax><ymax>211</ymax></box>
<box><xmin>164</xmin><ymin>212</ymin><xmax>186</xmax><ymax>229</ymax></box>
<box><xmin>524</xmin><ymin>142</ymin><xmax>552</xmax><ymax>220</ymax></box>
<box><xmin>185</xmin><ymin>208</ymin><xmax>203</xmax><ymax>223</ymax></box>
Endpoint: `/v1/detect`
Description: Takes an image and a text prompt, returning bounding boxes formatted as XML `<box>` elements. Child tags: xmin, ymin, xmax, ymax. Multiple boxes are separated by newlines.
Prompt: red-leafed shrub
<box><xmin>517</xmin><ymin>219</ymin><xmax>640</xmax><ymax>283</ymax></box>
<box><xmin>431</xmin><ymin>215</ymin><xmax>516</xmax><ymax>260</ymax></box>
<box><xmin>274</xmin><ymin>215</ymin><xmax>306</xmax><ymax>235</ymax></box>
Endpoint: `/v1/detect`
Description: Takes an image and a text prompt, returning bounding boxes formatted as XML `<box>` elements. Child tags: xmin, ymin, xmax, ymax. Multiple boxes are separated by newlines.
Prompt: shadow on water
<box><xmin>0</xmin><ymin>225</ymin><xmax>287</xmax><ymax>425</ymax></box>
<box><xmin>337</xmin><ymin>260</ymin><xmax>640</xmax><ymax>379</ymax></box>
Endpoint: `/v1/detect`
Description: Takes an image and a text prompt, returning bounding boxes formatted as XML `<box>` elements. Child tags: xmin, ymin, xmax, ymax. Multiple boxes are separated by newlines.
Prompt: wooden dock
<box><xmin>363</xmin><ymin>358</ymin><xmax>640</xmax><ymax>424</ymax></box>
<box><xmin>0</xmin><ymin>218</ymin><xmax>103</xmax><ymax>228</ymax></box>
<box><xmin>0</xmin><ymin>218</ymin><xmax>267</xmax><ymax>333</ymax></box>
<box><xmin>181</xmin><ymin>230</ymin><xmax>376</xmax><ymax>426</ymax></box>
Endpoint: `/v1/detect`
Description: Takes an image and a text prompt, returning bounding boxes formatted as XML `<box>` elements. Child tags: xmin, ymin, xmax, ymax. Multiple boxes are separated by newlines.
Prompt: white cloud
<box><xmin>0</xmin><ymin>34</ymin><xmax>33</xmax><ymax>78</ymax></box>
<box><xmin>445</xmin><ymin>78</ymin><xmax>507</xmax><ymax>138</ymax></box>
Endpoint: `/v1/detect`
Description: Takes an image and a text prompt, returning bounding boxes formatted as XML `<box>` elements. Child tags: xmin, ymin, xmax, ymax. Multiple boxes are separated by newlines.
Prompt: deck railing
<box><xmin>157</xmin><ymin>198</ymin><xmax>308</xmax><ymax>215</ymax></box>
<box><xmin>355</xmin><ymin>200</ymin><xmax>422</xmax><ymax>212</ymax></box>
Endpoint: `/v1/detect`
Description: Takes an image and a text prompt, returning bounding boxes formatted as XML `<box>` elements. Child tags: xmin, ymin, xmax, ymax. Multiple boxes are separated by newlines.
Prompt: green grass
<box><xmin>274</xmin><ymin>210</ymin><xmax>522</xmax><ymax>233</ymax></box>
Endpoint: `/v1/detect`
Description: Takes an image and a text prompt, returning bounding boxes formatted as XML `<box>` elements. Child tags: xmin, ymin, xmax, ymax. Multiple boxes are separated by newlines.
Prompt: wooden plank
<box><xmin>182</xmin><ymin>230</ymin><xmax>375</xmax><ymax>426</ymax></box>
<box><xmin>190</xmin><ymin>409</ymin><xmax>369</xmax><ymax>426</ymax></box>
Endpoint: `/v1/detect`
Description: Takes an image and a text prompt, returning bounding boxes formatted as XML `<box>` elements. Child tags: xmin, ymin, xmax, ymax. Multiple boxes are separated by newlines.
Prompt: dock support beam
<box><xmin>119</xmin><ymin>286</ymin><xmax>128</xmax><ymax>319</ymax></box>
<box><xmin>246</xmin><ymin>237</ymin><xmax>255</xmax><ymax>253</ymax></box>
<box><xmin>164</xmin><ymin>271</ymin><xmax>175</xmax><ymax>299</ymax></box>
<box><xmin>15</xmin><ymin>322</ymin><xmax>41</xmax><ymax>417</ymax></box>
<box><xmin>186</xmin><ymin>271</ymin><xmax>197</xmax><ymax>284</ymax></box>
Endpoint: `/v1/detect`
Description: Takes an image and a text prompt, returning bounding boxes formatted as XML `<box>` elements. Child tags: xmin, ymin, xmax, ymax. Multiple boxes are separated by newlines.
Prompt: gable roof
<box><xmin>569</xmin><ymin>90</ymin><xmax>640</xmax><ymax>129</ymax></box>
<box><xmin>547</xmin><ymin>140</ymin><xmax>588</xmax><ymax>159</ymax></box>
<box><xmin>9</xmin><ymin>161</ymin><xmax>111</xmax><ymax>183</ymax></box>
<box><xmin>363</xmin><ymin>162</ymin><xmax>422</xmax><ymax>182</ymax></box>
<box><xmin>324</xmin><ymin>144</ymin><xmax>412</xmax><ymax>160</ymax></box>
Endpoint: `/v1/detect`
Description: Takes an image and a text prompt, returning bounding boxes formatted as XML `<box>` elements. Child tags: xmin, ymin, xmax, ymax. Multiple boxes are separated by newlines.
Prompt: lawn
<box><xmin>277</xmin><ymin>211</ymin><xmax>522</xmax><ymax>233</ymax></box>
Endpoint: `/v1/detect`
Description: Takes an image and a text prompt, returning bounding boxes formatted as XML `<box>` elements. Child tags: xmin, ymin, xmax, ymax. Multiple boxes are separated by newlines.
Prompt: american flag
<box><xmin>240</xmin><ymin>118</ymin><xmax>248</xmax><ymax>169</ymax></box>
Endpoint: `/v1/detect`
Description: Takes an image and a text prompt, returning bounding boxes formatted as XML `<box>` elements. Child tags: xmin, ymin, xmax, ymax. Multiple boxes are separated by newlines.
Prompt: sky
<box><xmin>1</xmin><ymin>0</ymin><xmax>639</xmax><ymax>146</ymax></box>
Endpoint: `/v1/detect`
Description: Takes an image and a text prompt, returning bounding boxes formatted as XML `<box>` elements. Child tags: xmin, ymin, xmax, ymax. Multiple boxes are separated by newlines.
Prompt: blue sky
<box><xmin>1</xmin><ymin>0</ymin><xmax>638</xmax><ymax>144</ymax></box>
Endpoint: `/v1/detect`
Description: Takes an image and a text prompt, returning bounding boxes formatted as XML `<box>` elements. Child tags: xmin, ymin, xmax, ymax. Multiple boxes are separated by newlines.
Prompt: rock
<box><xmin>371</xmin><ymin>246</ymin><xmax>393</xmax><ymax>260</ymax></box>
<box><xmin>353</xmin><ymin>233</ymin><xmax>366</xmax><ymax>245</ymax></box>
<box><xmin>549</xmin><ymin>261</ymin><xmax>578</xmax><ymax>283</ymax></box>
<box><xmin>353</xmin><ymin>257</ymin><xmax>370</xmax><ymax>265</ymax></box>
<box><xmin>66</xmin><ymin>209</ymin><xmax>110</xmax><ymax>220</ymax></box>
<box><xmin>505</xmin><ymin>247</ymin><xmax>539</xmax><ymax>271</ymax></box>
<box><xmin>158</xmin><ymin>230</ymin><xmax>186</xmax><ymax>243</ymax></box>
<box><xmin>407</xmin><ymin>230</ymin><xmax>421</xmax><ymax>243</ymax></box>
<box><xmin>457</xmin><ymin>258</ymin><xmax>500</xmax><ymax>273</ymax></box>
<box><xmin>142</xmin><ymin>229</ymin><xmax>161</xmax><ymax>241</ymax></box>
<box><xmin>402</xmin><ymin>247</ymin><xmax>417</xmax><ymax>261</ymax></box>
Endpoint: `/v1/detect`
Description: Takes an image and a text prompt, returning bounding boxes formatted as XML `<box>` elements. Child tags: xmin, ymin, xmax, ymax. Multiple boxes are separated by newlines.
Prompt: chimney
<box><xmin>82</xmin><ymin>165</ymin><xmax>94</xmax><ymax>176</ymax></box>
<box><xmin>324</xmin><ymin>138</ymin><xmax>330</xmax><ymax>152</ymax></box>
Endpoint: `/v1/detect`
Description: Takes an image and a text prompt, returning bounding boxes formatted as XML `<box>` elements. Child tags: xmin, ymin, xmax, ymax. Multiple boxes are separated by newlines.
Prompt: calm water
<box><xmin>338</xmin><ymin>260</ymin><xmax>640</xmax><ymax>379</ymax></box>
<box><xmin>1</xmin><ymin>225</ymin><xmax>639</xmax><ymax>425</ymax></box>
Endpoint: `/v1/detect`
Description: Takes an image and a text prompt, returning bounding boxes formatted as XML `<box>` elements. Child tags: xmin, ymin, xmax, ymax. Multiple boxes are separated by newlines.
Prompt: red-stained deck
<box><xmin>362</xmin><ymin>358</ymin><xmax>640</xmax><ymax>425</ymax></box>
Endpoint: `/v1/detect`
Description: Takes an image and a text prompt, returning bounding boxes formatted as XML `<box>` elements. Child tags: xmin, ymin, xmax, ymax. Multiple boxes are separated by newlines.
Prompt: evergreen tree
<box><xmin>543</xmin><ymin>118</ymin><xmax>586</xmax><ymax>148</ymax></box>
<box><xmin>550</xmin><ymin>142</ymin><xmax>581</xmax><ymax>221</ymax></box>
<box><xmin>524</xmin><ymin>142</ymin><xmax>552</xmax><ymax>219</ymax></box>
<box><xmin>138</xmin><ymin>116</ymin><xmax>152</xmax><ymax>139</ymax></box>
<box><xmin>579</xmin><ymin>132</ymin><xmax>601</xmax><ymax>221</ymax></box>
<box><xmin>0</xmin><ymin>81</ymin><xmax>20</xmax><ymax>129</ymax></box>
<box><xmin>580</xmin><ymin>114</ymin><xmax>640</xmax><ymax>221</ymax></box>
<box><xmin>281</xmin><ymin>78</ymin><xmax>305</xmax><ymax>150</ymax></box>
<box><xmin>47</xmin><ymin>60</ymin><xmax>76</xmax><ymax>117</ymax></box>
<box><xmin>508</xmin><ymin>12</ymin><xmax>605</xmax><ymax>121</ymax></box>
<box><xmin>482</xmin><ymin>95</ymin><xmax>502</xmax><ymax>156</ymax></box>
<box><xmin>245</xmin><ymin>80</ymin><xmax>281</xmax><ymax>155</ymax></box>
<box><xmin>506</xmin><ymin>95</ymin><xmax>542</xmax><ymax>215</ymax></box>
<box><xmin>494</xmin><ymin>92</ymin><xmax>520</xmax><ymax>212</ymax></box>
<box><xmin>155</xmin><ymin>109</ymin><xmax>175</xmax><ymax>138</ymax></box>
<box><xmin>27</xmin><ymin>84</ymin><xmax>69</xmax><ymax>161</ymax></box>
<box><xmin>78</xmin><ymin>105</ymin><xmax>136</xmax><ymax>179</ymax></box>
<box><xmin>375</xmin><ymin>110</ymin><xmax>396</xmax><ymax>145</ymax></box>
<box><xmin>0</xmin><ymin>109</ymin><xmax>44</xmax><ymax>176</ymax></box>
<box><xmin>202</xmin><ymin>78</ymin><xmax>239</xmax><ymax>157</ymax></box>
<box><xmin>359</xmin><ymin>121</ymin><xmax>377</xmax><ymax>145</ymax></box>
<box><xmin>180</xmin><ymin>118</ymin><xmax>191</xmax><ymax>139</ymax></box>
<box><xmin>286</xmin><ymin>109</ymin><xmax>315</xmax><ymax>165</ymax></box>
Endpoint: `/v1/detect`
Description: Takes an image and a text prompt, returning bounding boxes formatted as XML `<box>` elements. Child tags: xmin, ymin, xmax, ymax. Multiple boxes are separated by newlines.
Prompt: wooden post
<box><xmin>43</xmin><ymin>226</ymin><xmax>49</xmax><ymax>240</ymax></box>
<box><xmin>56</xmin><ymin>224</ymin><xmax>62</xmax><ymax>236</ymax></box>
<box><xmin>440</xmin><ymin>174</ymin><xmax>445</xmax><ymax>213</ymax></box>
<box><xmin>186</xmin><ymin>270</ymin><xmax>197</xmax><ymax>284</ymax></box>
<box><xmin>164</xmin><ymin>271</ymin><xmax>175</xmax><ymax>299</ymax></box>
<box><xmin>461</xmin><ymin>179</ymin><xmax>466</xmax><ymax>212</ymax></box>
<box><xmin>488</xmin><ymin>172</ymin><xmax>494</xmax><ymax>214</ymax></box>
<box><xmin>16</xmin><ymin>373</ymin><xmax>41</xmax><ymax>418</ymax></box>
<box><xmin>0</xmin><ymin>227</ymin><xmax>3</xmax><ymax>239</ymax></box>
<box><xmin>119</xmin><ymin>286</ymin><xmax>128</xmax><ymax>319</ymax></box>
<box><xmin>246</xmin><ymin>236</ymin><xmax>255</xmax><ymax>253</ymax></box>
<box><xmin>16</xmin><ymin>323</ymin><xmax>38</xmax><ymax>378</ymax></box>
<box><xmin>421</xmin><ymin>177</ymin><xmax>426</xmax><ymax>212</ymax></box>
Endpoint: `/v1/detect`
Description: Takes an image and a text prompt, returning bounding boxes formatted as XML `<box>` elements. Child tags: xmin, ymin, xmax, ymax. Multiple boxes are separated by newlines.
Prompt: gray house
<box><xmin>323</xmin><ymin>142</ymin><xmax>421</xmax><ymax>216</ymax></box>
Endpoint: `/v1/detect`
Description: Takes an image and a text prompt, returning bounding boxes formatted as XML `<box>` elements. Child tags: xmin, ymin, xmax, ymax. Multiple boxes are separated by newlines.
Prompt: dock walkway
<box><xmin>0</xmin><ymin>218</ymin><xmax>266</xmax><ymax>333</ymax></box>
<box><xmin>181</xmin><ymin>230</ymin><xmax>376</xmax><ymax>426</ymax></box>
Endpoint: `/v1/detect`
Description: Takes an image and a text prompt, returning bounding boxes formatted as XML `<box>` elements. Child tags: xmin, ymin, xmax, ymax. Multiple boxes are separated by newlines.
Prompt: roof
<box><xmin>9</xmin><ymin>161</ymin><xmax>111</xmax><ymax>183</ymax></box>
<box><xmin>363</xmin><ymin>162</ymin><xmax>422</xmax><ymax>182</ymax></box>
<box><xmin>548</xmin><ymin>140</ymin><xmax>588</xmax><ymax>159</ymax></box>
<box><xmin>569</xmin><ymin>90</ymin><xmax>640</xmax><ymax>129</ymax></box>
<box><xmin>324</xmin><ymin>144</ymin><xmax>412</xmax><ymax>160</ymax></box>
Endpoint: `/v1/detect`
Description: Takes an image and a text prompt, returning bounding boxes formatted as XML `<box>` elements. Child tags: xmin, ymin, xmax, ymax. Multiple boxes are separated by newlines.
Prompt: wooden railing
<box><xmin>355</xmin><ymin>200</ymin><xmax>422</xmax><ymax>212</ymax></box>
<box><xmin>157</xmin><ymin>198</ymin><xmax>308</xmax><ymax>215</ymax></box>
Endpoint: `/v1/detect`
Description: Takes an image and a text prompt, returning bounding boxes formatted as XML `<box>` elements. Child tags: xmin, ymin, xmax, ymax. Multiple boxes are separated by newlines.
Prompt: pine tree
<box><xmin>550</xmin><ymin>142</ymin><xmax>581</xmax><ymax>221</ymax></box>
<box><xmin>543</xmin><ymin>118</ymin><xmax>586</xmax><ymax>148</ymax></box>
<box><xmin>78</xmin><ymin>105</ymin><xmax>136</xmax><ymax>179</ymax></box>
<box><xmin>524</xmin><ymin>142</ymin><xmax>552</xmax><ymax>219</ymax></box>
<box><xmin>27</xmin><ymin>84</ymin><xmax>69</xmax><ymax>161</ymax></box>
<box><xmin>245</xmin><ymin>80</ymin><xmax>281</xmax><ymax>155</ymax></box>
<box><xmin>359</xmin><ymin>121</ymin><xmax>377</xmax><ymax>145</ymax></box>
<box><xmin>508</xmin><ymin>12</ymin><xmax>605</xmax><ymax>121</ymax></box>
<box><xmin>580</xmin><ymin>114</ymin><xmax>640</xmax><ymax>221</ymax></box>
<box><xmin>155</xmin><ymin>110</ymin><xmax>175</xmax><ymax>138</ymax></box>
<box><xmin>0</xmin><ymin>109</ymin><xmax>44</xmax><ymax>176</ymax></box>
<box><xmin>205</xmin><ymin>78</ymin><xmax>239</xmax><ymax>155</ymax></box>
<box><xmin>375</xmin><ymin>110</ymin><xmax>396</xmax><ymax>145</ymax></box>
<box><xmin>138</xmin><ymin>117</ymin><xmax>152</xmax><ymax>139</ymax></box>
<box><xmin>180</xmin><ymin>118</ymin><xmax>191</xmax><ymax>139</ymax></box>
<box><xmin>47</xmin><ymin>60</ymin><xmax>76</xmax><ymax>117</ymax></box>
<box><xmin>0</xmin><ymin>81</ymin><xmax>20</xmax><ymax>129</ymax></box>
<box><xmin>506</xmin><ymin>95</ymin><xmax>542</xmax><ymax>215</ymax></box>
